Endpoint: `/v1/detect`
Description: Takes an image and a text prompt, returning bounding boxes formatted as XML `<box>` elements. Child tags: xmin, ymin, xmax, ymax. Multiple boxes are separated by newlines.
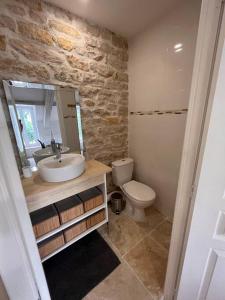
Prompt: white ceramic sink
<box><xmin>37</xmin><ymin>153</ymin><xmax>85</xmax><ymax>182</ymax></box>
<box><xmin>33</xmin><ymin>146</ymin><xmax>70</xmax><ymax>164</ymax></box>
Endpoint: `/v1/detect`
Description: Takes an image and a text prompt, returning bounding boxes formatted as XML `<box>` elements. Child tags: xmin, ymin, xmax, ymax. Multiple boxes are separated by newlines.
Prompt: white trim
<box><xmin>0</xmin><ymin>162</ymin><xmax>38</xmax><ymax>300</ymax></box>
<box><xmin>177</xmin><ymin>6</ymin><xmax>225</xmax><ymax>294</ymax></box>
<box><xmin>0</xmin><ymin>100</ymin><xmax>50</xmax><ymax>299</ymax></box>
<box><xmin>37</xmin><ymin>203</ymin><xmax>106</xmax><ymax>243</ymax></box>
<box><xmin>41</xmin><ymin>219</ymin><xmax>107</xmax><ymax>262</ymax></box>
<box><xmin>164</xmin><ymin>0</ymin><xmax>224</xmax><ymax>298</ymax></box>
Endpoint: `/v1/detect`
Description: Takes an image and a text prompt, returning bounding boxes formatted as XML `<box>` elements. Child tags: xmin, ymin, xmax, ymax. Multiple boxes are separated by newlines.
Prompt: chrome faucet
<box><xmin>50</xmin><ymin>131</ymin><xmax>62</xmax><ymax>161</ymax></box>
<box><xmin>51</xmin><ymin>139</ymin><xmax>61</xmax><ymax>161</ymax></box>
<box><xmin>55</xmin><ymin>143</ymin><xmax>62</xmax><ymax>161</ymax></box>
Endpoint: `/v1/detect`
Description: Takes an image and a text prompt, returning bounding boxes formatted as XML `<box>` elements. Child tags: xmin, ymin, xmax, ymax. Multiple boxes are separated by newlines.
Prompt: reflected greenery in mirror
<box><xmin>3</xmin><ymin>80</ymin><xmax>84</xmax><ymax>171</ymax></box>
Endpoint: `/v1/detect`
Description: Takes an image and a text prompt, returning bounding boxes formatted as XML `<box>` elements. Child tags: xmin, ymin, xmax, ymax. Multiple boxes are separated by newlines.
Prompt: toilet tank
<box><xmin>112</xmin><ymin>158</ymin><xmax>134</xmax><ymax>187</ymax></box>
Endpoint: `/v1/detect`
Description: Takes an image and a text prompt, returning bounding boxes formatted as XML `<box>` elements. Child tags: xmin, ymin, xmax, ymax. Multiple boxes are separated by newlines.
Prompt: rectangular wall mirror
<box><xmin>3</xmin><ymin>80</ymin><xmax>84</xmax><ymax>171</ymax></box>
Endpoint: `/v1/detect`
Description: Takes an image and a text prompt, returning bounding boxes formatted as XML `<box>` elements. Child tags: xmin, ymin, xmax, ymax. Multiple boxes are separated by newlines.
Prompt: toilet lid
<box><xmin>122</xmin><ymin>180</ymin><xmax>156</xmax><ymax>202</ymax></box>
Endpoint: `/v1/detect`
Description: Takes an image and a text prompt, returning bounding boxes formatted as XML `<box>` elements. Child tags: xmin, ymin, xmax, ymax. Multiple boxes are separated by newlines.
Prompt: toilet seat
<box><xmin>122</xmin><ymin>180</ymin><xmax>156</xmax><ymax>202</ymax></box>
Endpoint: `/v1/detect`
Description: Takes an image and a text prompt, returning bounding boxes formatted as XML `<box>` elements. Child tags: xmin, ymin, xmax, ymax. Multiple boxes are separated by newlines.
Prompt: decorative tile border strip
<box><xmin>130</xmin><ymin>108</ymin><xmax>188</xmax><ymax>116</ymax></box>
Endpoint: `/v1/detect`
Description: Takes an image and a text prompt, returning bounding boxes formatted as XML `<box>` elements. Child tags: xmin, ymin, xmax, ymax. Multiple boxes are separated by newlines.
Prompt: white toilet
<box><xmin>112</xmin><ymin>158</ymin><xmax>156</xmax><ymax>222</ymax></box>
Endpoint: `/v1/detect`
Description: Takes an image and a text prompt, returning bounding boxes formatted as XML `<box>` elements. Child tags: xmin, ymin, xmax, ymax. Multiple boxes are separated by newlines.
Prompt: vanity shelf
<box><xmin>22</xmin><ymin>159</ymin><xmax>111</xmax><ymax>262</ymax></box>
<box><xmin>36</xmin><ymin>203</ymin><xmax>106</xmax><ymax>243</ymax></box>
<box><xmin>41</xmin><ymin>219</ymin><xmax>107</xmax><ymax>262</ymax></box>
<box><xmin>22</xmin><ymin>160</ymin><xmax>111</xmax><ymax>213</ymax></box>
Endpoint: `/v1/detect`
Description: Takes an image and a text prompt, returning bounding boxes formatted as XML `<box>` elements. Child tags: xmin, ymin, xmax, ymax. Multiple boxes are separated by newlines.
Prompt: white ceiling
<box><xmin>46</xmin><ymin>0</ymin><xmax>180</xmax><ymax>38</ymax></box>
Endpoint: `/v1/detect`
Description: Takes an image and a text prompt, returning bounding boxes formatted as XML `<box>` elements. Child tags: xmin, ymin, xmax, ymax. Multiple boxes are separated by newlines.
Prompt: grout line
<box><xmin>165</xmin><ymin>216</ymin><xmax>173</xmax><ymax>224</ymax></box>
<box><xmin>121</xmin><ymin>217</ymin><xmax>167</xmax><ymax>258</ymax></box>
<box><xmin>98</xmin><ymin>230</ymin><xmax>156</xmax><ymax>299</ymax></box>
<box><xmin>98</xmin><ymin>224</ymin><xmax>154</xmax><ymax>298</ymax></box>
<box><xmin>146</xmin><ymin>220</ymin><xmax>172</xmax><ymax>253</ymax></box>
<box><xmin>111</xmin><ymin>217</ymin><xmax>167</xmax><ymax>296</ymax></box>
<box><xmin>108</xmin><ymin>208</ymin><xmax>167</xmax><ymax>259</ymax></box>
<box><xmin>148</xmin><ymin>234</ymin><xmax>170</xmax><ymax>254</ymax></box>
<box><xmin>121</xmin><ymin>256</ymin><xmax>155</xmax><ymax>300</ymax></box>
<box><xmin>101</xmin><ymin>210</ymin><xmax>171</xmax><ymax>299</ymax></box>
<box><xmin>100</xmin><ymin>233</ymin><xmax>123</xmax><ymax>260</ymax></box>
<box><xmin>97</xmin><ymin>226</ymin><xmax>124</xmax><ymax>261</ymax></box>
<box><xmin>120</xmin><ymin>225</ymin><xmax>170</xmax><ymax>299</ymax></box>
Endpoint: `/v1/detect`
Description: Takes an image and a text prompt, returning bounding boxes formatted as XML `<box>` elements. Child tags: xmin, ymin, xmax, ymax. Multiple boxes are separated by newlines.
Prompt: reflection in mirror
<box><xmin>3</xmin><ymin>80</ymin><xmax>84</xmax><ymax>172</ymax></box>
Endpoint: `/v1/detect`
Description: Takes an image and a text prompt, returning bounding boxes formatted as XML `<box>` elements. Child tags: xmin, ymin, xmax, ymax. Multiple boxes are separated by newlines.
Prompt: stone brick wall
<box><xmin>0</xmin><ymin>0</ymin><xmax>128</xmax><ymax>189</ymax></box>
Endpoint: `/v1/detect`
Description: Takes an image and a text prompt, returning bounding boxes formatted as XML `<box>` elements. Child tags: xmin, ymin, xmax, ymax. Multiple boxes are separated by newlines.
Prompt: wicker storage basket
<box><xmin>55</xmin><ymin>195</ymin><xmax>84</xmax><ymax>224</ymax></box>
<box><xmin>38</xmin><ymin>233</ymin><xmax>65</xmax><ymax>259</ymax></box>
<box><xmin>86</xmin><ymin>209</ymin><xmax>106</xmax><ymax>229</ymax></box>
<box><xmin>30</xmin><ymin>205</ymin><xmax>60</xmax><ymax>238</ymax></box>
<box><xmin>78</xmin><ymin>187</ymin><xmax>104</xmax><ymax>212</ymax></box>
<box><xmin>64</xmin><ymin>220</ymin><xmax>87</xmax><ymax>242</ymax></box>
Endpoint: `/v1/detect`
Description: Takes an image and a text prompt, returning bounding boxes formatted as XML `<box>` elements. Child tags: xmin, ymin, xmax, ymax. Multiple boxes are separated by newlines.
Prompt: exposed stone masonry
<box><xmin>0</xmin><ymin>0</ymin><xmax>128</xmax><ymax>190</ymax></box>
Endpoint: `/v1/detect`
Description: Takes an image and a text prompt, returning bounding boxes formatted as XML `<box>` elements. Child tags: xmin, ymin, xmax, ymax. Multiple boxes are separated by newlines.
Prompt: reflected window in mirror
<box><xmin>3</xmin><ymin>80</ymin><xmax>84</xmax><ymax>172</ymax></box>
<box><xmin>15</xmin><ymin>104</ymin><xmax>40</xmax><ymax>149</ymax></box>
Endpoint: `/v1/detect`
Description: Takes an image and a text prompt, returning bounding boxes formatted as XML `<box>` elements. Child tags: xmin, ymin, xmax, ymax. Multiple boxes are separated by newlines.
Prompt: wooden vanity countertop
<box><xmin>22</xmin><ymin>160</ymin><xmax>111</xmax><ymax>213</ymax></box>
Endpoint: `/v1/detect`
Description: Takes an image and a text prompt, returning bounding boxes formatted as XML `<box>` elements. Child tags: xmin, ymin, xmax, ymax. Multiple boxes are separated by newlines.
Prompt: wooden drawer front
<box><xmin>78</xmin><ymin>187</ymin><xmax>104</xmax><ymax>212</ymax></box>
<box><xmin>30</xmin><ymin>205</ymin><xmax>60</xmax><ymax>238</ymax></box>
<box><xmin>84</xmin><ymin>194</ymin><xmax>104</xmax><ymax>212</ymax></box>
<box><xmin>86</xmin><ymin>209</ymin><xmax>106</xmax><ymax>229</ymax></box>
<box><xmin>59</xmin><ymin>203</ymin><xmax>84</xmax><ymax>224</ymax></box>
<box><xmin>64</xmin><ymin>220</ymin><xmax>87</xmax><ymax>242</ymax></box>
<box><xmin>38</xmin><ymin>233</ymin><xmax>65</xmax><ymax>259</ymax></box>
<box><xmin>33</xmin><ymin>215</ymin><xmax>60</xmax><ymax>238</ymax></box>
<box><xmin>55</xmin><ymin>195</ymin><xmax>84</xmax><ymax>224</ymax></box>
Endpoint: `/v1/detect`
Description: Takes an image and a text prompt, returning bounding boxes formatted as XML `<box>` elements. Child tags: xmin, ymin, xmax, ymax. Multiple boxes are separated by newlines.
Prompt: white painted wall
<box><xmin>128</xmin><ymin>0</ymin><xmax>201</xmax><ymax>219</ymax></box>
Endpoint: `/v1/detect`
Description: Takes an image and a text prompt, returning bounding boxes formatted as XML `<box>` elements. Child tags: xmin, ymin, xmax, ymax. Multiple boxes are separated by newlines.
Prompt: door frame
<box><xmin>0</xmin><ymin>100</ymin><xmax>50</xmax><ymax>299</ymax></box>
<box><xmin>164</xmin><ymin>0</ymin><xmax>224</xmax><ymax>298</ymax></box>
<box><xmin>177</xmin><ymin>5</ymin><xmax>225</xmax><ymax>295</ymax></box>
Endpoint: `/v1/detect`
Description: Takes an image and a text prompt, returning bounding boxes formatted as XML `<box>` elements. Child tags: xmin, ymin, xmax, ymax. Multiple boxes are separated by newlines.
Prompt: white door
<box><xmin>0</xmin><ymin>100</ymin><xmax>50</xmax><ymax>299</ymax></box>
<box><xmin>177</xmin><ymin>7</ymin><xmax>225</xmax><ymax>300</ymax></box>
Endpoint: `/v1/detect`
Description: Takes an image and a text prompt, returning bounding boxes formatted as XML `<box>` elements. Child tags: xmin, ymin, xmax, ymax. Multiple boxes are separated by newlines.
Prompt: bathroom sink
<box><xmin>33</xmin><ymin>146</ymin><xmax>70</xmax><ymax>164</ymax></box>
<box><xmin>37</xmin><ymin>153</ymin><xmax>85</xmax><ymax>183</ymax></box>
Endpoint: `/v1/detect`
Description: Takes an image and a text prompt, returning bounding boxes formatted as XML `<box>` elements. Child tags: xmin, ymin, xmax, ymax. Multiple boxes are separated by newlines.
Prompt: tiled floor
<box><xmin>83</xmin><ymin>207</ymin><xmax>172</xmax><ymax>300</ymax></box>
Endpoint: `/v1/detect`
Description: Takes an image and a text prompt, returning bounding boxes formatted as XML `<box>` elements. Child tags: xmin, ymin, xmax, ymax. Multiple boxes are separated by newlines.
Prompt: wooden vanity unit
<box><xmin>22</xmin><ymin>160</ymin><xmax>111</xmax><ymax>262</ymax></box>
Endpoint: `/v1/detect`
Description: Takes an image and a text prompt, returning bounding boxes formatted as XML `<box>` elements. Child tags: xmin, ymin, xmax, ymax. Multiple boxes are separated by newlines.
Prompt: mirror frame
<box><xmin>3</xmin><ymin>80</ymin><xmax>84</xmax><ymax>169</ymax></box>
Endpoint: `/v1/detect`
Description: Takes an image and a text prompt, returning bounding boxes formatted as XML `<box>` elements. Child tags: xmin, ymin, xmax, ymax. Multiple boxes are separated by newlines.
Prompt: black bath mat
<box><xmin>43</xmin><ymin>230</ymin><xmax>120</xmax><ymax>300</ymax></box>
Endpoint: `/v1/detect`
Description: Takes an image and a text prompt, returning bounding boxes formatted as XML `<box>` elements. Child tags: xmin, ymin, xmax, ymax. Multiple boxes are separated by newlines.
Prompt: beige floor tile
<box><xmin>150</xmin><ymin>220</ymin><xmax>172</xmax><ymax>250</ymax></box>
<box><xmin>0</xmin><ymin>277</ymin><xmax>9</xmax><ymax>300</ymax></box>
<box><xmin>100</xmin><ymin>207</ymin><xmax>165</xmax><ymax>256</ymax></box>
<box><xmin>97</xmin><ymin>207</ymin><xmax>170</xmax><ymax>298</ymax></box>
<box><xmin>98</xmin><ymin>226</ymin><xmax>123</xmax><ymax>260</ymax></box>
<box><xmin>83</xmin><ymin>262</ymin><xmax>153</xmax><ymax>300</ymax></box>
<box><xmin>124</xmin><ymin>235</ymin><xmax>168</xmax><ymax>298</ymax></box>
<box><xmin>135</xmin><ymin>207</ymin><xmax>166</xmax><ymax>234</ymax></box>
<box><xmin>106</xmin><ymin>213</ymin><xmax>146</xmax><ymax>256</ymax></box>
